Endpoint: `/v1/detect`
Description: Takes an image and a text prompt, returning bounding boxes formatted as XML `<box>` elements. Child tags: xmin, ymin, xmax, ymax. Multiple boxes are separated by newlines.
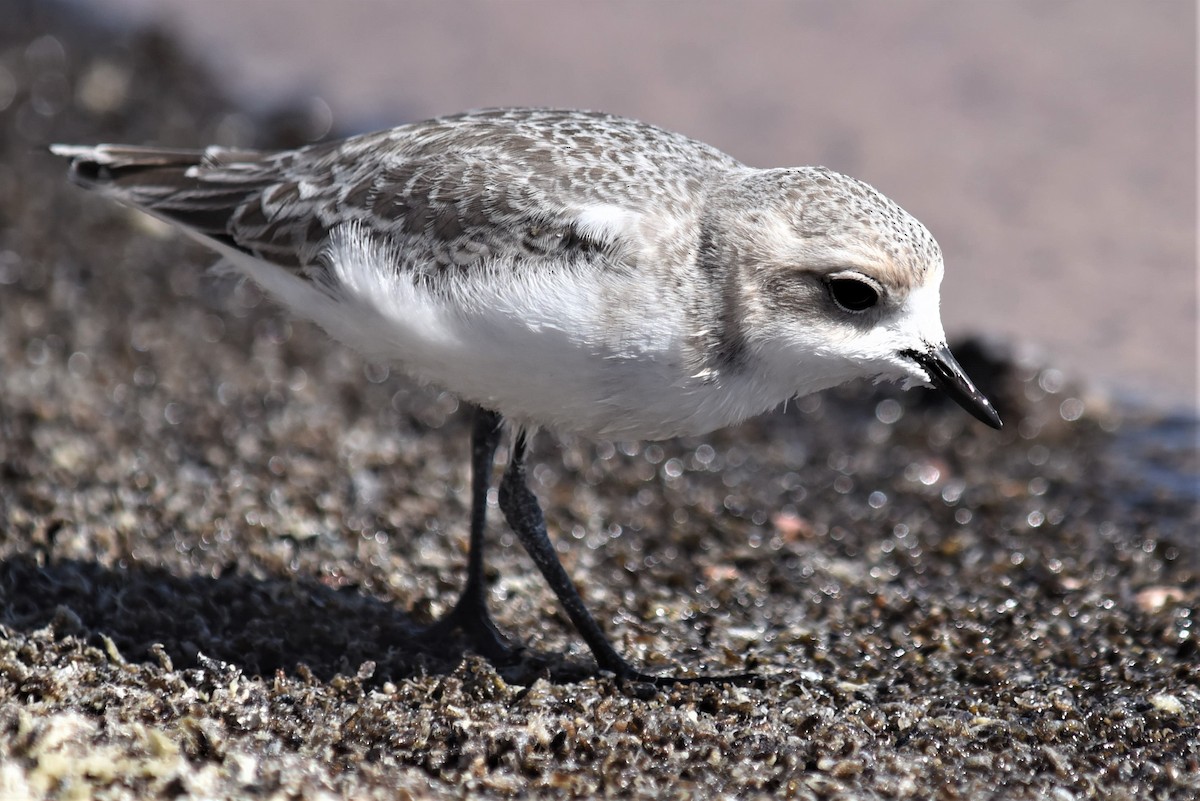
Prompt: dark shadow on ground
<box><xmin>0</xmin><ymin>554</ymin><xmax>597</xmax><ymax>686</ymax></box>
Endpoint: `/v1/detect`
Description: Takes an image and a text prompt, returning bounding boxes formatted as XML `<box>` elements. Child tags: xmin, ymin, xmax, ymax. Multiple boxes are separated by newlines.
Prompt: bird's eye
<box><xmin>827</xmin><ymin>276</ymin><xmax>880</xmax><ymax>313</ymax></box>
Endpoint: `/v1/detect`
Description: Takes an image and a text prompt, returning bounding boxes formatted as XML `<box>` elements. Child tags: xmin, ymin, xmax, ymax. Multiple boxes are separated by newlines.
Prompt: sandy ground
<box><xmin>1</xmin><ymin>4</ymin><xmax>1198</xmax><ymax>799</ymax></box>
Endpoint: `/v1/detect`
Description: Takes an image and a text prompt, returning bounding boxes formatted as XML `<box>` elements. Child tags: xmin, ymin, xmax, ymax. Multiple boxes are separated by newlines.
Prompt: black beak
<box><xmin>903</xmin><ymin>345</ymin><xmax>1003</xmax><ymax>429</ymax></box>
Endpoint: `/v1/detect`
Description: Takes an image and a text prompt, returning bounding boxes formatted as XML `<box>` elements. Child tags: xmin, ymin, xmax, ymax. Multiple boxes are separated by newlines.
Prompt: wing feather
<box><xmin>52</xmin><ymin>109</ymin><xmax>739</xmax><ymax>277</ymax></box>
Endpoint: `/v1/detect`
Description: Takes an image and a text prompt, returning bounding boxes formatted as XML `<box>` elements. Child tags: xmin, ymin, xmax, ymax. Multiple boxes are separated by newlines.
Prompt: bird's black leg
<box><xmin>498</xmin><ymin>430</ymin><xmax>758</xmax><ymax>686</ymax></box>
<box><xmin>420</xmin><ymin>407</ymin><xmax>514</xmax><ymax>661</ymax></box>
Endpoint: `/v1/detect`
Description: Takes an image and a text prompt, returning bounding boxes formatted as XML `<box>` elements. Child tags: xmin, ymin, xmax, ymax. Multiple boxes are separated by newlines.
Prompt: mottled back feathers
<box><xmin>57</xmin><ymin>109</ymin><xmax>743</xmax><ymax>279</ymax></box>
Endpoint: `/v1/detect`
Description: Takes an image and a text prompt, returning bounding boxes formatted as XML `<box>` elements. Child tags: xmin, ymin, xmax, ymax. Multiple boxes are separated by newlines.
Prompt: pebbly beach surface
<box><xmin>1</xmin><ymin>4</ymin><xmax>1197</xmax><ymax>799</ymax></box>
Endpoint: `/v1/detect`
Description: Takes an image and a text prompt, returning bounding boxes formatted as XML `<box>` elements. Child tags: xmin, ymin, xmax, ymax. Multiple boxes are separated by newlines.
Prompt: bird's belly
<box><xmin>232</xmin><ymin>238</ymin><xmax>769</xmax><ymax>439</ymax></box>
<box><xmin>359</xmin><ymin>278</ymin><xmax>730</xmax><ymax>440</ymax></box>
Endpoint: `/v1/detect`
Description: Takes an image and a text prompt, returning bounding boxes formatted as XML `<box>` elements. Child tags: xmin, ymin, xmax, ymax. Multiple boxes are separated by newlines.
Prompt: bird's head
<box><xmin>710</xmin><ymin>167</ymin><xmax>1002</xmax><ymax>429</ymax></box>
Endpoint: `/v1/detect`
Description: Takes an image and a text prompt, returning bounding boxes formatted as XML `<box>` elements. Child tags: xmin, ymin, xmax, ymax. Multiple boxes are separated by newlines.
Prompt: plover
<box><xmin>52</xmin><ymin>108</ymin><xmax>1001</xmax><ymax>684</ymax></box>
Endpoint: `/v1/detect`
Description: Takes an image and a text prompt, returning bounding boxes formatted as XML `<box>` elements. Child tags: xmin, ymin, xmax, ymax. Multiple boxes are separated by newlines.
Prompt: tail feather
<box><xmin>50</xmin><ymin>143</ymin><xmax>270</xmax><ymax>186</ymax></box>
<box><xmin>49</xmin><ymin>143</ymin><xmax>282</xmax><ymax>253</ymax></box>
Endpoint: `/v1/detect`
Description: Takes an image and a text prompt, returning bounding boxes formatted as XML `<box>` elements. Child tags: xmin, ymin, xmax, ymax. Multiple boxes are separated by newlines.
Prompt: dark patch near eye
<box><xmin>827</xmin><ymin>277</ymin><xmax>879</xmax><ymax>312</ymax></box>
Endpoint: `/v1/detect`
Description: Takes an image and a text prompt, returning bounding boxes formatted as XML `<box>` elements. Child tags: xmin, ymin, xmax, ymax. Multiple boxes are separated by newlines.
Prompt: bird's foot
<box><xmin>595</xmin><ymin>651</ymin><xmax>761</xmax><ymax>689</ymax></box>
<box><xmin>416</xmin><ymin>587</ymin><xmax>521</xmax><ymax>664</ymax></box>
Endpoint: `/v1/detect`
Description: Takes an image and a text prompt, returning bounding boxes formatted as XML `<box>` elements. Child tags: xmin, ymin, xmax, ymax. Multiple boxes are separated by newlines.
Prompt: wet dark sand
<box><xmin>1</xmin><ymin>5</ymin><xmax>1197</xmax><ymax>798</ymax></box>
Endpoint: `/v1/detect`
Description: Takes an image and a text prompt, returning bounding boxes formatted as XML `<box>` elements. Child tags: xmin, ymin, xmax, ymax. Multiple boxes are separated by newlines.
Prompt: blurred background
<box><xmin>38</xmin><ymin>1</ymin><xmax>1200</xmax><ymax>412</ymax></box>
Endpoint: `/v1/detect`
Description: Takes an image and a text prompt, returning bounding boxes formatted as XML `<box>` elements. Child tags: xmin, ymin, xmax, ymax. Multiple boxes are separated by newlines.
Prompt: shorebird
<box><xmin>53</xmin><ymin>108</ymin><xmax>1001</xmax><ymax>684</ymax></box>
